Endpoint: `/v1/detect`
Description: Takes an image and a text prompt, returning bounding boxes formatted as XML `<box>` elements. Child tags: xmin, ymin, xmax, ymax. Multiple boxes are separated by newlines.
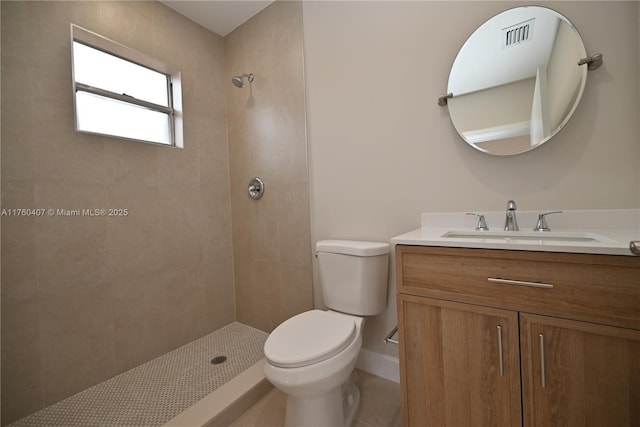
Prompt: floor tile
<box><xmin>231</xmin><ymin>370</ymin><xmax>401</xmax><ymax>427</ymax></box>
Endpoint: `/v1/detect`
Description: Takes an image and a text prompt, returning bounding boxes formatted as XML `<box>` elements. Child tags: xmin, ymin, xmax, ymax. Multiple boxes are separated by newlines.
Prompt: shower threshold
<box><xmin>9</xmin><ymin>322</ymin><xmax>269</xmax><ymax>427</ymax></box>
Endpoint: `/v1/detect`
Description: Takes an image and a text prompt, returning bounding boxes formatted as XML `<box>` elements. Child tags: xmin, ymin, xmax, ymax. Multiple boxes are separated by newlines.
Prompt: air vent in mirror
<box><xmin>503</xmin><ymin>18</ymin><xmax>535</xmax><ymax>47</ymax></box>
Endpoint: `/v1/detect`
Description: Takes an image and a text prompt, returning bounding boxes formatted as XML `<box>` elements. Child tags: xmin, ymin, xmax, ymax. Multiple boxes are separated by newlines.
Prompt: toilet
<box><xmin>263</xmin><ymin>240</ymin><xmax>390</xmax><ymax>427</ymax></box>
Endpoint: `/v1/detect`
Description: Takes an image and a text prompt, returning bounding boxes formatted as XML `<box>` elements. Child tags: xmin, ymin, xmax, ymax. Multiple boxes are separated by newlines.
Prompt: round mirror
<box><xmin>447</xmin><ymin>6</ymin><xmax>588</xmax><ymax>155</ymax></box>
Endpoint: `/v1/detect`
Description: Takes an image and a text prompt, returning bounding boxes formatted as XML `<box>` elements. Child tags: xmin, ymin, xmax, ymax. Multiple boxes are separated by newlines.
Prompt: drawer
<box><xmin>396</xmin><ymin>245</ymin><xmax>640</xmax><ymax>330</ymax></box>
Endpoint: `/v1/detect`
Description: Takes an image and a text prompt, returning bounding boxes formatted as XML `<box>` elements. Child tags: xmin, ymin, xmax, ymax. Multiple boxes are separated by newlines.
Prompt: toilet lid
<box><xmin>264</xmin><ymin>310</ymin><xmax>357</xmax><ymax>368</ymax></box>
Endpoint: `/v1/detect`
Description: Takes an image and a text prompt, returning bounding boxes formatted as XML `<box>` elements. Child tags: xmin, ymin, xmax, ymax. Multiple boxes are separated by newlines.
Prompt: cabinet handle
<box><xmin>488</xmin><ymin>277</ymin><xmax>554</xmax><ymax>289</ymax></box>
<box><xmin>497</xmin><ymin>325</ymin><xmax>504</xmax><ymax>377</ymax></box>
<box><xmin>539</xmin><ymin>333</ymin><xmax>546</xmax><ymax>388</ymax></box>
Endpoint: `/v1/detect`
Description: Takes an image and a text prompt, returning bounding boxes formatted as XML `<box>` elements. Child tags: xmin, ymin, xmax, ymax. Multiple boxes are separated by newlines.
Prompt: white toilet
<box><xmin>263</xmin><ymin>240</ymin><xmax>390</xmax><ymax>427</ymax></box>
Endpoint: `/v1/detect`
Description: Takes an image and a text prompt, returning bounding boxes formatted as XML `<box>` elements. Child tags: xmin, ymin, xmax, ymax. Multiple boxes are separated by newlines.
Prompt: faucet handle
<box><xmin>534</xmin><ymin>211</ymin><xmax>563</xmax><ymax>232</ymax></box>
<box><xmin>466</xmin><ymin>213</ymin><xmax>489</xmax><ymax>231</ymax></box>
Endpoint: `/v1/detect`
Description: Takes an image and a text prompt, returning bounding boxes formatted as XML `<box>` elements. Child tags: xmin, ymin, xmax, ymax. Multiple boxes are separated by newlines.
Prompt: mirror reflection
<box><xmin>447</xmin><ymin>6</ymin><xmax>588</xmax><ymax>155</ymax></box>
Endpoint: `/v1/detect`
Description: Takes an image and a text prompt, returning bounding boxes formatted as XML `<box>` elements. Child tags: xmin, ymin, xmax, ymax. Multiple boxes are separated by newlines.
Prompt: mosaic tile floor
<box><xmin>9</xmin><ymin>322</ymin><xmax>268</xmax><ymax>427</ymax></box>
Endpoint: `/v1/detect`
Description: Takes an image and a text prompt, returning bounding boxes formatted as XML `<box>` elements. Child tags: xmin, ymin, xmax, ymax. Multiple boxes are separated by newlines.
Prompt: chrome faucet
<box><xmin>504</xmin><ymin>200</ymin><xmax>519</xmax><ymax>231</ymax></box>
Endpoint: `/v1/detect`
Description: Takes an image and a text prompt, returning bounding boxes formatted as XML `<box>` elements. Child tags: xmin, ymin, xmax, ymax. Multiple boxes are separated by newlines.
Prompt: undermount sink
<box><xmin>441</xmin><ymin>230</ymin><xmax>614</xmax><ymax>243</ymax></box>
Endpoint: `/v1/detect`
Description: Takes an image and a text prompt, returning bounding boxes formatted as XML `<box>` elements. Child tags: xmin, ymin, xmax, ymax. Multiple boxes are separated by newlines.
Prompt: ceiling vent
<box><xmin>503</xmin><ymin>18</ymin><xmax>535</xmax><ymax>47</ymax></box>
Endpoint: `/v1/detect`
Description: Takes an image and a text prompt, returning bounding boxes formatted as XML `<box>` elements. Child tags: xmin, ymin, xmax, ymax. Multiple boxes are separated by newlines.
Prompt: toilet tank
<box><xmin>316</xmin><ymin>240</ymin><xmax>390</xmax><ymax>316</ymax></box>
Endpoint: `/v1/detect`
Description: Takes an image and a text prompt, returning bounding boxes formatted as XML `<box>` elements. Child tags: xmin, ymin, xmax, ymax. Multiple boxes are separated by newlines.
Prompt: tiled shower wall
<box><xmin>1</xmin><ymin>1</ymin><xmax>235</xmax><ymax>424</ymax></box>
<box><xmin>224</xmin><ymin>1</ymin><xmax>313</xmax><ymax>333</ymax></box>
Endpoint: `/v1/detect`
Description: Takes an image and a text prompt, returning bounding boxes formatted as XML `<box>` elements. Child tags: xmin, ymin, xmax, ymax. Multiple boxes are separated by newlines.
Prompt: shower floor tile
<box><xmin>9</xmin><ymin>322</ymin><xmax>268</xmax><ymax>427</ymax></box>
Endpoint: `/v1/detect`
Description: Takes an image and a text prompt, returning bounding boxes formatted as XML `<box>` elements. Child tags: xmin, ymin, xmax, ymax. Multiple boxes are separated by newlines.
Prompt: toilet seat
<box><xmin>264</xmin><ymin>310</ymin><xmax>356</xmax><ymax>368</ymax></box>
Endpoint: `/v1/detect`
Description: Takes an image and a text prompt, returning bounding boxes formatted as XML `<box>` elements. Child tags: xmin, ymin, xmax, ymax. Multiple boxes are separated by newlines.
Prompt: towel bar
<box><xmin>383</xmin><ymin>325</ymin><xmax>399</xmax><ymax>345</ymax></box>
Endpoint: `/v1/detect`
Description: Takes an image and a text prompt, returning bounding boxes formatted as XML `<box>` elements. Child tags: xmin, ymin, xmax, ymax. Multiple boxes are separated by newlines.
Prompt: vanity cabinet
<box><xmin>398</xmin><ymin>295</ymin><xmax>522</xmax><ymax>426</ymax></box>
<box><xmin>396</xmin><ymin>245</ymin><xmax>640</xmax><ymax>427</ymax></box>
<box><xmin>520</xmin><ymin>314</ymin><xmax>640</xmax><ymax>427</ymax></box>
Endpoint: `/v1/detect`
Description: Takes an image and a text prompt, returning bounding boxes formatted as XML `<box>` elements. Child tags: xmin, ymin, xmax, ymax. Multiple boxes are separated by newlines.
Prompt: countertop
<box><xmin>390</xmin><ymin>209</ymin><xmax>640</xmax><ymax>256</ymax></box>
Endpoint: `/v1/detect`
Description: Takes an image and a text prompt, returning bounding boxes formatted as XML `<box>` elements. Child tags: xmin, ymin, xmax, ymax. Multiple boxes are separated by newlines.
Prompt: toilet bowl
<box><xmin>263</xmin><ymin>240</ymin><xmax>390</xmax><ymax>427</ymax></box>
<box><xmin>263</xmin><ymin>310</ymin><xmax>364</xmax><ymax>427</ymax></box>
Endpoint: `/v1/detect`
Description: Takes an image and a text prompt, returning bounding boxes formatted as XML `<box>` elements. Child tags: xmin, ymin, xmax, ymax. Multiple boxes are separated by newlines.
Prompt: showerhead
<box><xmin>231</xmin><ymin>73</ymin><xmax>254</xmax><ymax>88</ymax></box>
<box><xmin>231</xmin><ymin>76</ymin><xmax>244</xmax><ymax>88</ymax></box>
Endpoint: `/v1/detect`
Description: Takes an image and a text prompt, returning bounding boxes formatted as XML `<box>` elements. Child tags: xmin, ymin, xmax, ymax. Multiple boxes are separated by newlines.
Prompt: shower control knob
<box><xmin>248</xmin><ymin>177</ymin><xmax>265</xmax><ymax>200</ymax></box>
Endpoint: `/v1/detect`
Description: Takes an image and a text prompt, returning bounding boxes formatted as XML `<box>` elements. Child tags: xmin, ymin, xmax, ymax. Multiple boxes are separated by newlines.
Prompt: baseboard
<box><xmin>355</xmin><ymin>349</ymin><xmax>400</xmax><ymax>383</ymax></box>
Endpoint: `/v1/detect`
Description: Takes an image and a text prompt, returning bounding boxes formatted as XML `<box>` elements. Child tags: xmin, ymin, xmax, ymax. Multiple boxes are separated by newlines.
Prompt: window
<box><xmin>70</xmin><ymin>24</ymin><xmax>183</xmax><ymax>147</ymax></box>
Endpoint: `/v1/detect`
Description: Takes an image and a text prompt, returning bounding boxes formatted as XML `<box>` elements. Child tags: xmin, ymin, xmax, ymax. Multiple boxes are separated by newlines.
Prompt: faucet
<box><xmin>504</xmin><ymin>200</ymin><xmax>519</xmax><ymax>231</ymax></box>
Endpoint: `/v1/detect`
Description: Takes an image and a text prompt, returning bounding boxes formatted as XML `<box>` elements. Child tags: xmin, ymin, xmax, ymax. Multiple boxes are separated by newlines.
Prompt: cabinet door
<box><xmin>520</xmin><ymin>313</ymin><xmax>640</xmax><ymax>427</ymax></box>
<box><xmin>398</xmin><ymin>294</ymin><xmax>522</xmax><ymax>427</ymax></box>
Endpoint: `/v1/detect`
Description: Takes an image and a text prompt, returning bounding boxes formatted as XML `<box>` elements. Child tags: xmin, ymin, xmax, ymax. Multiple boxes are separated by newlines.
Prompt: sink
<box><xmin>441</xmin><ymin>230</ymin><xmax>614</xmax><ymax>243</ymax></box>
<box><xmin>390</xmin><ymin>210</ymin><xmax>638</xmax><ymax>256</ymax></box>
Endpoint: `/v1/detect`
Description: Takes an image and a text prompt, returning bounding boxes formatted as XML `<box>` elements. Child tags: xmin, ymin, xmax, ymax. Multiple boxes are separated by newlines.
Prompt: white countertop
<box><xmin>390</xmin><ymin>209</ymin><xmax>640</xmax><ymax>256</ymax></box>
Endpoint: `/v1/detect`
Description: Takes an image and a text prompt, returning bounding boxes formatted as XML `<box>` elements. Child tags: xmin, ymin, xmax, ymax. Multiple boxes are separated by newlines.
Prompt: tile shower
<box><xmin>8</xmin><ymin>324</ymin><xmax>268</xmax><ymax>426</ymax></box>
<box><xmin>0</xmin><ymin>1</ymin><xmax>310</xmax><ymax>425</ymax></box>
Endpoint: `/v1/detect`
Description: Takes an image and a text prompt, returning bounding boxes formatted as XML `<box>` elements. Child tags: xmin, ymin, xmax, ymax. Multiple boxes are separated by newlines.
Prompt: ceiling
<box><xmin>160</xmin><ymin>1</ymin><xmax>274</xmax><ymax>37</ymax></box>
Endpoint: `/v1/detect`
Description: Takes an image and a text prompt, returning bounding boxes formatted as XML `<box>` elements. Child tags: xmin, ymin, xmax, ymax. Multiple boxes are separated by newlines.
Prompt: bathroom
<box><xmin>1</xmin><ymin>1</ymin><xmax>638</xmax><ymax>426</ymax></box>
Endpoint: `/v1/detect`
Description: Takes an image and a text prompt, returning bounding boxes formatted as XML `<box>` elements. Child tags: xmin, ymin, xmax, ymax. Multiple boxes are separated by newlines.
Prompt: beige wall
<box><xmin>448</xmin><ymin>78</ymin><xmax>535</xmax><ymax>131</ymax></box>
<box><xmin>1</xmin><ymin>1</ymin><xmax>234</xmax><ymax>423</ymax></box>
<box><xmin>303</xmin><ymin>1</ymin><xmax>639</xmax><ymax>356</ymax></box>
<box><xmin>224</xmin><ymin>1</ymin><xmax>313</xmax><ymax>333</ymax></box>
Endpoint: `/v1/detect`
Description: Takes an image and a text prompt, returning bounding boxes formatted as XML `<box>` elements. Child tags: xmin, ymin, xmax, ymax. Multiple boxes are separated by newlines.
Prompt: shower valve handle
<box><xmin>248</xmin><ymin>177</ymin><xmax>264</xmax><ymax>200</ymax></box>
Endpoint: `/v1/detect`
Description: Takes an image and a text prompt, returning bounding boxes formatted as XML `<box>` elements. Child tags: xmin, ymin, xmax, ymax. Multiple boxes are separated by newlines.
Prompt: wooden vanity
<box><xmin>396</xmin><ymin>245</ymin><xmax>640</xmax><ymax>427</ymax></box>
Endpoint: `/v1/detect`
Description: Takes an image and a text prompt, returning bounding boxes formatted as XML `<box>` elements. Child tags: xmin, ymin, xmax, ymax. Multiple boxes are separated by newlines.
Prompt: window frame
<box><xmin>70</xmin><ymin>24</ymin><xmax>183</xmax><ymax>148</ymax></box>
